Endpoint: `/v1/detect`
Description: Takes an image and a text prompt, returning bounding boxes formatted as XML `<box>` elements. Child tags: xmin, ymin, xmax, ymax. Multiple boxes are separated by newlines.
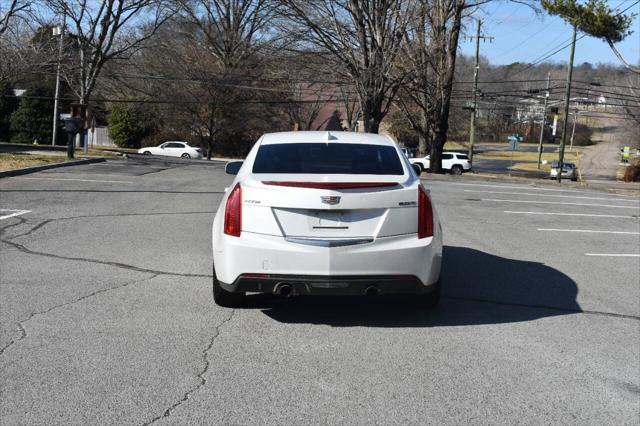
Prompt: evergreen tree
<box><xmin>0</xmin><ymin>81</ymin><xmax>19</xmax><ymax>142</ymax></box>
<box><xmin>9</xmin><ymin>86</ymin><xmax>54</xmax><ymax>144</ymax></box>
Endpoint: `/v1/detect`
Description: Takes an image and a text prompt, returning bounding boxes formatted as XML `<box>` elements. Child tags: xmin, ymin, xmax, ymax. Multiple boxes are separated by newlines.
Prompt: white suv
<box><xmin>410</xmin><ymin>152</ymin><xmax>471</xmax><ymax>175</ymax></box>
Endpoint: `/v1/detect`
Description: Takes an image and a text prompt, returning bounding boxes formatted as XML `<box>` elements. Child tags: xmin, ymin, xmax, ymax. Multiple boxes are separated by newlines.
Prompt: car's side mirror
<box><xmin>225</xmin><ymin>161</ymin><xmax>243</xmax><ymax>175</ymax></box>
<box><xmin>412</xmin><ymin>164</ymin><xmax>422</xmax><ymax>176</ymax></box>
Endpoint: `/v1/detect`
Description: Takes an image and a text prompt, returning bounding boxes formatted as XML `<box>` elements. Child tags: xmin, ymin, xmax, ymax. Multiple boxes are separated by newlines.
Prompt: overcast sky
<box><xmin>458</xmin><ymin>0</ymin><xmax>640</xmax><ymax>67</ymax></box>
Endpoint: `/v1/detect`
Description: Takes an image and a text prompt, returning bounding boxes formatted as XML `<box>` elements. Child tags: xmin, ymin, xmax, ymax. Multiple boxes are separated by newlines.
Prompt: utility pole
<box><xmin>537</xmin><ymin>72</ymin><xmax>551</xmax><ymax>169</ymax></box>
<box><xmin>467</xmin><ymin>20</ymin><xmax>493</xmax><ymax>162</ymax></box>
<box><xmin>569</xmin><ymin>108</ymin><xmax>578</xmax><ymax>151</ymax></box>
<box><xmin>557</xmin><ymin>25</ymin><xmax>577</xmax><ymax>183</ymax></box>
<box><xmin>51</xmin><ymin>15</ymin><xmax>65</xmax><ymax>146</ymax></box>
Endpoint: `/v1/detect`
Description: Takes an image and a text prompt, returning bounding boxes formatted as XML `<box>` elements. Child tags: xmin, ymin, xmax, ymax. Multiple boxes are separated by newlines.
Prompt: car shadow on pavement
<box><xmin>256</xmin><ymin>246</ymin><xmax>582</xmax><ymax>327</ymax></box>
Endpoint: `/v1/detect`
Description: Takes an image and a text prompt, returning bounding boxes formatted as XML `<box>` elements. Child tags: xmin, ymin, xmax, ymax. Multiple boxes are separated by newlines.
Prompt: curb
<box><xmin>0</xmin><ymin>157</ymin><xmax>106</xmax><ymax>178</ymax></box>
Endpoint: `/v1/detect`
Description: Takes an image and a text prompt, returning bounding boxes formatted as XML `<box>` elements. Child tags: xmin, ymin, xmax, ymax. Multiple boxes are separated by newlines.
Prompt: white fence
<box><xmin>88</xmin><ymin>126</ymin><xmax>115</xmax><ymax>147</ymax></box>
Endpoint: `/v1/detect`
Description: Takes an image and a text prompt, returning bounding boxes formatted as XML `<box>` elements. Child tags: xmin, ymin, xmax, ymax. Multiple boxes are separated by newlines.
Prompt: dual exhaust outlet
<box><xmin>273</xmin><ymin>282</ymin><xmax>379</xmax><ymax>297</ymax></box>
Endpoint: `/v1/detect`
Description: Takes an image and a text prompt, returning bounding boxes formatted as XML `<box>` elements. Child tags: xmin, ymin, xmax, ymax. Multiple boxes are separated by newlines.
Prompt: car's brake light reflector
<box><xmin>418</xmin><ymin>184</ymin><xmax>433</xmax><ymax>238</ymax></box>
<box><xmin>261</xmin><ymin>181</ymin><xmax>398</xmax><ymax>189</ymax></box>
<box><xmin>224</xmin><ymin>183</ymin><xmax>242</xmax><ymax>237</ymax></box>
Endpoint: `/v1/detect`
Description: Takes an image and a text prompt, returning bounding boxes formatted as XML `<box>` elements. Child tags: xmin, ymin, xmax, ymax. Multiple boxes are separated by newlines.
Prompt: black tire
<box><xmin>212</xmin><ymin>263</ymin><xmax>245</xmax><ymax>308</ymax></box>
<box><xmin>412</xmin><ymin>164</ymin><xmax>422</xmax><ymax>176</ymax></box>
<box><xmin>451</xmin><ymin>165</ymin><xmax>463</xmax><ymax>175</ymax></box>
<box><xmin>415</xmin><ymin>280</ymin><xmax>441</xmax><ymax>309</ymax></box>
<box><xmin>181</xmin><ymin>153</ymin><xmax>191</xmax><ymax>159</ymax></box>
<box><xmin>142</xmin><ymin>151</ymin><xmax>151</xmax><ymax>155</ymax></box>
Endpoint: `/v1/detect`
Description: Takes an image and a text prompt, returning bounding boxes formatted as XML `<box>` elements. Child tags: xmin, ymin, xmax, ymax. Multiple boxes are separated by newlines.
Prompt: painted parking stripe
<box><xmin>15</xmin><ymin>177</ymin><xmax>134</xmax><ymax>184</ymax></box>
<box><xmin>504</xmin><ymin>211</ymin><xmax>639</xmax><ymax>219</ymax></box>
<box><xmin>466</xmin><ymin>190</ymin><xmax>639</xmax><ymax>203</ymax></box>
<box><xmin>538</xmin><ymin>228</ymin><xmax>640</xmax><ymax>235</ymax></box>
<box><xmin>482</xmin><ymin>198</ymin><xmax>639</xmax><ymax>209</ymax></box>
<box><xmin>432</xmin><ymin>182</ymin><xmax>596</xmax><ymax>194</ymax></box>
<box><xmin>0</xmin><ymin>209</ymin><xmax>31</xmax><ymax>220</ymax></box>
<box><xmin>584</xmin><ymin>253</ymin><xmax>640</xmax><ymax>257</ymax></box>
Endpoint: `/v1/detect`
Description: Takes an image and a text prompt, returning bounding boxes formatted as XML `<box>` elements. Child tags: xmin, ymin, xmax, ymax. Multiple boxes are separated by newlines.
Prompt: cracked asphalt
<box><xmin>1</xmin><ymin>158</ymin><xmax>639</xmax><ymax>424</ymax></box>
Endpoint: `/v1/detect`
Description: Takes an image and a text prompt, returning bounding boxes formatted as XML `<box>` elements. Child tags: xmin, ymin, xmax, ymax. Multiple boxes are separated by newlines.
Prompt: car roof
<box><xmin>259</xmin><ymin>131</ymin><xmax>396</xmax><ymax>146</ymax></box>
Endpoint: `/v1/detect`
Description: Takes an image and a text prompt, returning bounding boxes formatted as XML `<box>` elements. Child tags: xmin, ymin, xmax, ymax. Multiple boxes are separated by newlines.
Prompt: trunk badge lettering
<box><xmin>321</xmin><ymin>196</ymin><xmax>341</xmax><ymax>205</ymax></box>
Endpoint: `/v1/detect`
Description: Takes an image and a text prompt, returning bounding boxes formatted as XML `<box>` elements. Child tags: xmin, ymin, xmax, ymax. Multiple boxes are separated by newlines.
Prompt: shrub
<box><xmin>107</xmin><ymin>101</ymin><xmax>158</xmax><ymax>148</ymax></box>
<box><xmin>623</xmin><ymin>159</ymin><xmax>640</xmax><ymax>182</ymax></box>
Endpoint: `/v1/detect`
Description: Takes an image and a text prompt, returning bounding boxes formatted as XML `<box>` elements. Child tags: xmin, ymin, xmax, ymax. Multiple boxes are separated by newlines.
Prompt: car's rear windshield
<box><xmin>252</xmin><ymin>143</ymin><xmax>404</xmax><ymax>175</ymax></box>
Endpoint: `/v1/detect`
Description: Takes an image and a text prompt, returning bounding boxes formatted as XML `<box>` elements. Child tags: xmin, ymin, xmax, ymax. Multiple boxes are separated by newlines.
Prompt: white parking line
<box><xmin>0</xmin><ymin>209</ymin><xmax>31</xmax><ymax>220</ymax></box>
<box><xmin>483</xmin><ymin>198</ymin><xmax>639</xmax><ymax>209</ymax></box>
<box><xmin>14</xmin><ymin>177</ymin><xmax>134</xmax><ymax>184</ymax></box>
<box><xmin>466</xmin><ymin>190</ymin><xmax>639</xmax><ymax>204</ymax></box>
<box><xmin>538</xmin><ymin>228</ymin><xmax>640</xmax><ymax>235</ymax></box>
<box><xmin>504</xmin><ymin>211</ymin><xmax>640</xmax><ymax>219</ymax></box>
<box><xmin>432</xmin><ymin>182</ymin><xmax>597</xmax><ymax>194</ymax></box>
<box><xmin>584</xmin><ymin>253</ymin><xmax>640</xmax><ymax>257</ymax></box>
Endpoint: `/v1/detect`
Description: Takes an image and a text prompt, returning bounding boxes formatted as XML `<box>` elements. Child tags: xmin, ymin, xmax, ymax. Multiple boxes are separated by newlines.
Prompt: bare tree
<box><xmin>0</xmin><ymin>0</ymin><xmax>31</xmax><ymax>36</ymax></box>
<box><xmin>169</xmin><ymin>0</ymin><xmax>275</xmax><ymax>158</ymax></box>
<box><xmin>280</xmin><ymin>0</ymin><xmax>410</xmax><ymax>134</ymax></box>
<box><xmin>43</xmin><ymin>0</ymin><xmax>174</xmax><ymax>105</ymax></box>
<box><xmin>396</xmin><ymin>0</ymin><xmax>468</xmax><ymax>172</ymax></box>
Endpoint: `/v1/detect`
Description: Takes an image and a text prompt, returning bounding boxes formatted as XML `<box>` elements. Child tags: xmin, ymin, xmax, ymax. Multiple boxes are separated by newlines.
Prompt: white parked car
<box><xmin>211</xmin><ymin>131</ymin><xmax>443</xmax><ymax>308</ymax></box>
<box><xmin>410</xmin><ymin>152</ymin><xmax>471</xmax><ymax>175</ymax></box>
<box><xmin>138</xmin><ymin>141</ymin><xmax>203</xmax><ymax>159</ymax></box>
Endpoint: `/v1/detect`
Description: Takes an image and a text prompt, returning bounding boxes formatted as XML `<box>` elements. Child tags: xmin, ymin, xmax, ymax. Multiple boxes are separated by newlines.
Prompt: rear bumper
<box><xmin>220</xmin><ymin>274</ymin><xmax>438</xmax><ymax>295</ymax></box>
<box><xmin>213</xmin><ymin>231</ymin><xmax>443</xmax><ymax>288</ymax></box>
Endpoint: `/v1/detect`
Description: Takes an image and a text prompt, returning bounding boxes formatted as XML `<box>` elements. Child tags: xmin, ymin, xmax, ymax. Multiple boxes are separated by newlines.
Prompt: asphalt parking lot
<box><xmin>1</xmin><ymin>158</ymin><xmax>639</xmax><ymax>424</ymax></box>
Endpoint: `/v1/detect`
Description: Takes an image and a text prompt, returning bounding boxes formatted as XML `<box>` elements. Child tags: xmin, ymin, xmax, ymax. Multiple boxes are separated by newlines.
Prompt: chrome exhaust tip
<box><xmin>274</xmin><ymin>283</ymin><xmax>293</xmax><ymax>297</ymax></box>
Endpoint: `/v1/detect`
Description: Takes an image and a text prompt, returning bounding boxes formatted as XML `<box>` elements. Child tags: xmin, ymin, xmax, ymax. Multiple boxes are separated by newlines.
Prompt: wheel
<box><xmin>450</xmin><ymin>165</ymin><xmax>463</xmax><ymax>175</ymax></box>
<box><xmin>412</xmin><ymin>164</ymin><xmax>422</xmax><ymax>176</ymax></box>
<box><xmin>212</xmin><ymin>263</ymin><xmax>245</xmax><ymax>308</ymax></box>
<box><xmin>142</xmin><ymin>151</ymin><xmax>151</xmax><ymax>155</ymax></box>
<box><xmin>414</xmin><ymin>280</ymin><xmax>441</xmax><ymax>309</ymax></box>
<box><xmin>181</xmin><ymin>153</ymin><xmax>191</xmax><ymax>159</ymax></box>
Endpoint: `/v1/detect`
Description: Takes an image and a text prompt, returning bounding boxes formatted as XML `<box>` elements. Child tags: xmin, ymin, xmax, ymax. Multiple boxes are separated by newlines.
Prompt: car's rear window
<box><xmin>252</xmin><ymin>143</ymin><xmax>404</xmax><ymax>175</ymax></box>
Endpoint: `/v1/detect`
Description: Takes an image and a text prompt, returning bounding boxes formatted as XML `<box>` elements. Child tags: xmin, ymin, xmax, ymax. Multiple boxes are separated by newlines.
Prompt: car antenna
<box><xmin>323</xmin><ymin>131</ymin><xmax>337</xmax><ymax>145</ymax></box>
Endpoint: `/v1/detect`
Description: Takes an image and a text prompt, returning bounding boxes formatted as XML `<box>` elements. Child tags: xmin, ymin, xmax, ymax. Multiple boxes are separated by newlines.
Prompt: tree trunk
<box><xmin>366</xmin><ymin>120</ymin><xmax>380</xmax><ymax>134</ymax></box>
<box><xmin>431</xmin><ymin>129</ymin><xmax>446</xmax><ymax>174</ymax></box>
<box><xmin>207</xmin><ymin>137</ymin><xmax>213</xmax><ymax>160</ymax></box>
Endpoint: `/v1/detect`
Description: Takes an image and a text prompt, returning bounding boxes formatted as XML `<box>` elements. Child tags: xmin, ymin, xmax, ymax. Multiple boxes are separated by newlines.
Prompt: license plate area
<box><xmin>309</xmin><ymin>210</ymin><xmax>350</xmax><ymax>230</ymax></box>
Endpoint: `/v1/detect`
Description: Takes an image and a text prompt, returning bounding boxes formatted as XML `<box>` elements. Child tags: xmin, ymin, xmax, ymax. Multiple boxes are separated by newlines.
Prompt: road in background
<box><xmin>1</xmin><ymin>159</ymin><xmax>638</xmax><ymax>424</ymax></box>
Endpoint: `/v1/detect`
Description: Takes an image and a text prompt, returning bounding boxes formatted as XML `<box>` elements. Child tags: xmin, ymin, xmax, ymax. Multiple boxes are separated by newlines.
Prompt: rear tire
<box><xmin>212</xmin><ymin>263</ymin><xmax>245</xmax><ymax>308</ymax></box>
<box><xmin>451</xmin><ymin>165</ymin><xmax>463</xmax><ymax>175</ymax></box>
<box><xmin>415</xmin><ymin>280</ymin><xmax>441</xmax><ymax>309</ymax></box>
<box><xmin>181</xmin><ymin>153</ymin><xmax>191</xmax><ymax>159</ymax></box>
<box><xmin>142</xmin><ymin>151</ymin><xmax>151</xmax><ymax>155</ymax></box>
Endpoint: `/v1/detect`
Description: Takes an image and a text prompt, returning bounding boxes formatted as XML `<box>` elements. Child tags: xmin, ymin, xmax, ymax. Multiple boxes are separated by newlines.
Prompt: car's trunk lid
<box><xmin>240</xmin><ymin>174</ymin><xmax>418</xmax><ymax>239</ymax></box>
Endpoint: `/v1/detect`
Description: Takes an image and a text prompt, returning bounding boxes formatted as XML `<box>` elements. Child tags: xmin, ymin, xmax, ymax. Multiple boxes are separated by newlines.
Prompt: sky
<box><xmin>458</xmin><ymin>0</ymin><xmax>640</xmax><ymax>67</ymax></box>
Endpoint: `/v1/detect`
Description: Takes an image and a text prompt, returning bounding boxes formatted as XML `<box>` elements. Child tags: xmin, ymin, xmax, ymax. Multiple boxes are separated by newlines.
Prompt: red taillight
<box><xmin>261</xmin><ymin>181</ymin><xmax>398</xmax><ymax>190</ymax></box>
<box><xmin>418</xmin><ymin>184</ymin><xmax>433</xmax><ymax>239</ymax></box>
<box><xmin>224</xmin><ymin>183</ymin><xmax>242</xmax><ymax>237</ymax></box>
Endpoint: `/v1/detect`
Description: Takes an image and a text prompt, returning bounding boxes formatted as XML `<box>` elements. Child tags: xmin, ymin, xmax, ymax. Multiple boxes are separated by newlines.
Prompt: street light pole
<box><xmin>557</xmin><ymin>25</ymin><xmax>577</xmax><ymax>183</ymax></box>
<box><xmin>537</xmin><ymin>72</ymin><xmax>551</xmax><ymax>169</ymax></box>
<box><xmin>51</xmin><ymin>15</ymin><xmax>65</xmax><ymax>146</ymax></box>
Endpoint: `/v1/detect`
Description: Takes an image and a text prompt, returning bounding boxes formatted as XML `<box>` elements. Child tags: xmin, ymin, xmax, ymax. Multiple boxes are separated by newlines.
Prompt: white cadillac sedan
<box><xmin>138</xmin><ymin>141</ymin><xmax>203</xmax><ymax>159</ymax></box>
<box><xmin>212</xmin><ymin>131</ymin><xmax>443</xmax><ymax>308</ymax></box>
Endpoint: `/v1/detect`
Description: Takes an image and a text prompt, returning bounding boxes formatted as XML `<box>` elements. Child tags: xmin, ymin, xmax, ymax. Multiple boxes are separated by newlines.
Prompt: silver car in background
<box><xmin>550</xmin><ymin>161</ymin><xmax>578</xmax><ymax>181</ymax></box>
